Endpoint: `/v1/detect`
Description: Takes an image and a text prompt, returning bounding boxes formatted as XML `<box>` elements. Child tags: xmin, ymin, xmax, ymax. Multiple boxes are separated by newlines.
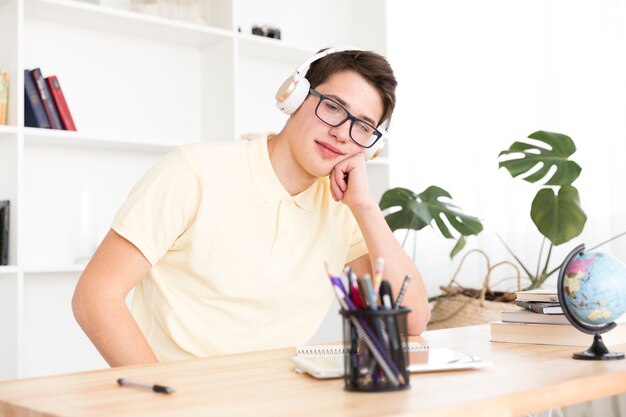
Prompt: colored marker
<box><xmin>373</xmin><ymin>257</ymin><xmax>385</xmax><ymax>295</ymax></box>
<box><xmin>349</xmin><ymin>270</ymin><xmax>364</xmax><ymax>309</ymax></box>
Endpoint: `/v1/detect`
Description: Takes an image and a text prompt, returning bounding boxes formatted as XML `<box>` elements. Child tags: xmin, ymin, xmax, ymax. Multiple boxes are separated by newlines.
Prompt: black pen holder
<box><xmin>340</xmin><ymin>308</ymin><xmax>411</xmax><ymax>392</ymax></box>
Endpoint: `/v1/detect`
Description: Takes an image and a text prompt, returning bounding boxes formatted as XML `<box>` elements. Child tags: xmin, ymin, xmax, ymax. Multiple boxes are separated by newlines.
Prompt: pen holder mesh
<box><xmin>340</xmin><ymin>308</ymin><xmax>411</xmax><ymax>392</ymax></box>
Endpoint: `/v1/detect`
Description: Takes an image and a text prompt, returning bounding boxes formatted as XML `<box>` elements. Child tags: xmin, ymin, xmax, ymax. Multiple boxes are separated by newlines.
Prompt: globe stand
<box><xmin>557</xmin><ymin>244</ymin><xmax>625</xmax><ymax>361</ymax></box>
<box><xmin>572</xmin><ymin>333</ymin><xmax>624</xmax><ymax>361</ymax></box>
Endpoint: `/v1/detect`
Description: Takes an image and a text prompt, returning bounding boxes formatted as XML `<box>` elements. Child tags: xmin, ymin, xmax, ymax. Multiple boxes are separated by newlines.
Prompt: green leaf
<box><xmin>379</xmin><ymin>187</ymin><xmax>430</xmax><ymax>231</ymax></box>
<box><xmin>530</xmin><ymin>185</ymin><xmax>587</xmax><ymax>245</ymax></box>
<box><xmin>450</xmin><ymin>236</ymin><xmax>466</xmax><ymax>259</ymax></box>
<box><xmin>379</xmin><ymin>186</ymin><xmax>483</xmax><ymax>239</ymax></box>
<box><xmin>498</xmin><ymin>131</ymin><xmax>582</xmax><ymax>186</ymax></box>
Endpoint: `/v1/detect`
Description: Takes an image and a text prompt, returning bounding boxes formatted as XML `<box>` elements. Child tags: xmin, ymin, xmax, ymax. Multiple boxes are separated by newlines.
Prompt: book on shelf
<box><xmin>0</xmin><ymin>69</ymin><xmax>8</xmax><ymax>125</ymax></box>
<box><xmin>291</xmin><ymin>343</ymin><xmax>492</xmax><ymax>379</ymax></box>
<box><xmin>501</xmin><ymin>308</ymin><xmax>569</xmax><ymax>325</ymax></box>
<box><xmin>515</xmin><ymin>288</ymin><xmax>558</xmax><ymax>303</ymax></box>
<box><xmin>24</xmin><ymin>69</ymin><xmax>50</xmax><ymax>128</ymax></box>
<box><xmin>490</xmin><ymin>320</ymin><xmax>626</xmax><ymax>347</ymax></box>
<box><xmin>46</xmin><ymin>75</ymin><xmax>77</xmax><ymax>131</ymax></box>
<box><xmin>515</xmin><ymin>299</ymin><xmax>562</xmax><ymax>314</ymax></box>
<box><xmin>0</xmin><ymin>200</ymin><xmax>9</xmax><ymax>266</ymax></box>
<box><xmin>31</xmin><ymin>68</ymin><xmax>63</xmax><ymax>130</ymax></box>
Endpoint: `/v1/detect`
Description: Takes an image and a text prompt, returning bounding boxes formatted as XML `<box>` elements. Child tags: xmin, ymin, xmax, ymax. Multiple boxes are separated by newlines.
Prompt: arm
<box><xmin>72</xmin><ymin>229</ymin><xmax>158</xmax><ymax>366</ymax></box>
<box><xmin>330</xmin><ymin>157</ymin><xmax>431</xmax><ymax>335</ymax></box>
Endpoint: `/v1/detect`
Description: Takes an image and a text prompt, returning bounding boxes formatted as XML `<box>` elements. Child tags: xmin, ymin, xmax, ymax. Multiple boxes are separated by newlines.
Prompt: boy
<box><xmin>72</xmin><ymin>48</ymin><xmax>430</xmax><ymax>366</ymax></box>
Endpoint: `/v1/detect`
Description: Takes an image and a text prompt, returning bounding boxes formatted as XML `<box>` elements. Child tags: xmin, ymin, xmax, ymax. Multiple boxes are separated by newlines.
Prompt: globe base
<box><xmin>573</xmin><ymin>333</ymin><xmax>625</xmax><ymax>361</ymax></box>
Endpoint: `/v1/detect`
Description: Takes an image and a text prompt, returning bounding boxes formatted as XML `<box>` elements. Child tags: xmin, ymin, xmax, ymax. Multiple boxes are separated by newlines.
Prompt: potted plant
<box><xmin>497</xmin><ymin>130</ymin><xmax>586</xmax><ymax>289</ymax></box>
<box><xmin>378</xmin><ymin>130</ymin><xmax>588</xmax><ymax>328</ymax></box>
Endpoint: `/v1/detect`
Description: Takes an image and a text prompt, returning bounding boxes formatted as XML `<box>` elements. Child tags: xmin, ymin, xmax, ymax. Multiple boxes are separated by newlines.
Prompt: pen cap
<box><xmin>379</xmin><ymin>281</ymin><xmax>393</xmax><ymax>306</ymax></box>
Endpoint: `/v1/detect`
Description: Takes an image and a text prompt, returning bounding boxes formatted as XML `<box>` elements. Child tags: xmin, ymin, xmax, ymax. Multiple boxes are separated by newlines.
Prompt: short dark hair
<box><xmin>305</xmin><ymin>49</ymin><xmax>397</xmax><ymax>125</ymax></box>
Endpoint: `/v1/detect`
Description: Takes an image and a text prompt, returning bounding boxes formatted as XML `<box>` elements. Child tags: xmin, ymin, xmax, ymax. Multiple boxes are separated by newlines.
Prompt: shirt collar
<box><xmin>247</xmin><ymin>133</ymin><xmax>317</xmax><ymax>212</ymax></box>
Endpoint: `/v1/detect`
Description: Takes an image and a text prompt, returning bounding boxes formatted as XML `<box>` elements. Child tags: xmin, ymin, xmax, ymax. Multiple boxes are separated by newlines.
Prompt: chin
<box><xmin>309</xmin><ymin>166</ymin><xmax>333</xmax><ymax>179</ymax></box>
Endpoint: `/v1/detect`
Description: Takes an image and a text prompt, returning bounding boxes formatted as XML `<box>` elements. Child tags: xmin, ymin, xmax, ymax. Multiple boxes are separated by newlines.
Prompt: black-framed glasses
<box><xmin>308</xmin><ymin>88</ymin><xmax>383</xmax><ymax>149</ymax></box>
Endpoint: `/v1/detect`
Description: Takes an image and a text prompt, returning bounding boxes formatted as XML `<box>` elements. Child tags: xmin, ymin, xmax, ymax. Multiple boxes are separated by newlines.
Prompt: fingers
<box><xmin>335</xmin><ymin>166</ymin><xmax>348</xmax><ymax>193</ymax></box>
<box><xmin>330</xmin><ymin>169</ymin><xmax>344</xmax><ymax>202</ymax></box>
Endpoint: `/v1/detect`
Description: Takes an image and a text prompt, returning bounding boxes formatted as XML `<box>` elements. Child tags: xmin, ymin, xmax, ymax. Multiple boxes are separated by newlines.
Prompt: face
<box><xmin>286</xmin><ymin>70</ymin><xmax>384</xmax><ymax>178</ymax></box>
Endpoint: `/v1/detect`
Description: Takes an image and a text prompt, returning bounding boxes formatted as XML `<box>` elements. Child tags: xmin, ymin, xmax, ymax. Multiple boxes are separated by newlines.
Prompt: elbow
<box><xmin>71</xmin><ymin>283</ymin><xmax>87</xmax><ymax>328</ymax></box>
<box><xmin>72</xmin><ymin>277</ymin><xmax>97</xmax><ymax>329</ymax></box>
<box><xmin>407</xmin><ymin>304</ymin><xmax>431</xmax><ymax>336</ymax></box>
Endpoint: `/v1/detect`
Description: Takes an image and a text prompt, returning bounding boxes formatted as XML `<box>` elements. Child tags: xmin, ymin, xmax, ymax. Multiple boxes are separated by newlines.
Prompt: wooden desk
<box><xmin>2</xmin><ymin>325</ymin><xmax>626</xmax><ymax>417</ymax></box>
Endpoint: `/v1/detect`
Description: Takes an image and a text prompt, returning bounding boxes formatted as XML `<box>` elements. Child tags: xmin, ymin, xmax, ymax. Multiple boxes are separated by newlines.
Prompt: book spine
<box><xmin>31</xmin><ymin>68</ymin><xmax>62</xmax><ymax>129</ymax></box>
<box><xmin>45</xmin><ymin>76</ymin><xmax>77</xmax><ymax>131</ymax></box>
<box><xmin>24</xmin><ymin>69</ymin><xmax>50</xmax><ymax>128</ymax></box>
<box><xmin>0</xmin><ymin>201</ymin><xmax>9</xmax><ymax>266</ymax></box>
<box><xmin>0</xmin><ymin>69</ymin><xmax>8</xmax><ymax>125</ymax></box>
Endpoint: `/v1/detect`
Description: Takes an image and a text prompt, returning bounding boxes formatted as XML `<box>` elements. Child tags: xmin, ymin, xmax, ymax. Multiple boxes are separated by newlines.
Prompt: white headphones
<box><xmin>275</xmin><ymin>47</ymin><xmax>389</xmax><ymax>161</ymax></box>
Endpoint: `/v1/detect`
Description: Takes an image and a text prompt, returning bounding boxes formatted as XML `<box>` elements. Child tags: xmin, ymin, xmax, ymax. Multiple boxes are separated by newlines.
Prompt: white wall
<box><xmin>386</xmin><ymin>0</ymin><xmax>626</xmax><ymax>297</ymax></box>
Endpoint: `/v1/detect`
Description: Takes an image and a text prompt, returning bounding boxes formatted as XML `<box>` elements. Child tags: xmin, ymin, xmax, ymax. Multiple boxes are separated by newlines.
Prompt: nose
<box><xmin>328</xmin><ymin>119</ymin><xmax>351</xmax><ymax>143</ymax></box>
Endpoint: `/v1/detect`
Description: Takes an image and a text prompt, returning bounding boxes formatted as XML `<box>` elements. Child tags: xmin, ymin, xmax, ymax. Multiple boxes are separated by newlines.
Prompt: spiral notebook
<box><xmin>292</xmin><ymin>343</ymin><xmax>492</xmax><ymax>379</ymax></box>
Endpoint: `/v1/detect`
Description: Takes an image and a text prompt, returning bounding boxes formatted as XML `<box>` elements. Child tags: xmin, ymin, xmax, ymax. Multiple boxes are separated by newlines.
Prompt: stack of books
<box><xmin>490</xmin><ymin>288</ymin><xmax>626</xmax><ymax>346</ymax></box>
<box><xmin>24</xmin><ymin>67</ymin><xmax>76</xmax><ymax>131</ymax></box>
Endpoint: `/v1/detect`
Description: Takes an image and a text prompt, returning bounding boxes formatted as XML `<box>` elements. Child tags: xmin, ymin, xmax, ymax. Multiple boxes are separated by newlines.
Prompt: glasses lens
<box><xmin>316</xmin><ymin>98</ymin><xmax>347</xmax><ymax>125</ymax></box>
<box><xmin>351</xmin><ymin>120</ymin><xmax>379</xmax><ymax>147</ymax></box>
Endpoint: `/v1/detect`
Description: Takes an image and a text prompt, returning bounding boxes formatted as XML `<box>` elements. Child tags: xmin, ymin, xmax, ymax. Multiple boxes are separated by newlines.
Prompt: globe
<box><xmin>558</xmin><ymin>244</ymin><xmax>626</xmax><ymax>360</ymax></box>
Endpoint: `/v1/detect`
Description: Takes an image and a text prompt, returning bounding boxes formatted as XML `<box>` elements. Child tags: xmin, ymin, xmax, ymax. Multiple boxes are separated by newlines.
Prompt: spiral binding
<box><xmin>296</xmin><ymin>342</ymin><xmax>428</xmax><ymax>356</ymax></box>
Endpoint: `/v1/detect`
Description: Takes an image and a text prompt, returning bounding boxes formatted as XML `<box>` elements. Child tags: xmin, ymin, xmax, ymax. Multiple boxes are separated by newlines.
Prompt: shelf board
<box><xmin>23</xmin><ymin>127</ymin><xmax>180</xmax><ymax>153</ymax></box>
<box><xmin>0</xmin><ymin>125</ymin><xmax>18</xmax><ymax>137</ymax></box>
<box><xmin>25</xmin><ymin>0</ymin><xmax>234</xmax><ymax>47</ymax></box>
<box><xmin>237</xmin><ymin>34</ymin><xmax>313</xmax><ymax>63</ymax></box>
<box><xmin>0</xmin><ymin>265</ymin><xmax>18</xmax><ymax>275</ymax></box>
<box><xmin>23</xmin><ymin>264</ymin><xmax>85</xmax><ymax>274</ymax></box>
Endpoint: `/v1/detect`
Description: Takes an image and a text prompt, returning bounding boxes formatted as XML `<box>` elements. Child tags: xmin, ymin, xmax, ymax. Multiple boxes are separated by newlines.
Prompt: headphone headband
<box><xmin>293</xmin><ymin>46</ymin><xmax>364</xmax><ymax>80</ymax></box>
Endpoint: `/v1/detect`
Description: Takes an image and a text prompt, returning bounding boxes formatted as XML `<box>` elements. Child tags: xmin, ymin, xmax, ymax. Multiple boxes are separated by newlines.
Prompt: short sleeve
<box><xmin>112</xmin><ymin>148</ymin><xmax>201</xmax><ymax>265</ymax></box>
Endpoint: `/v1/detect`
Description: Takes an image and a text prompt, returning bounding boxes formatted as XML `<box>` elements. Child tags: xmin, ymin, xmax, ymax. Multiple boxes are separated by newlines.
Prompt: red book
<box><xmin>45</xmin><ymin>75</ymin><xmax>76</xmax><ymax>131</ymax></box>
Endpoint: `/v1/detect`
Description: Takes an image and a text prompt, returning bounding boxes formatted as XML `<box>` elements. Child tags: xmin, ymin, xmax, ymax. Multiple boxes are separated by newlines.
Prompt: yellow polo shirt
<box><xmin>112</xmin><ymin>134</ymin><xmax>368</xmax><ymax>361</ymax></box>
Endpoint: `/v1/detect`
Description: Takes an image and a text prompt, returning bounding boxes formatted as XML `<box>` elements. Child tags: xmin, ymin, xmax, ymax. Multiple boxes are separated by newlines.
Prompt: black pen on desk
<box><xmin>394</xmin><ymin>275</ymin><xmax>411</xmax><ymax>309</ymax></box>
<box><xmin>117</xmin><ymin>378</ymin><xmax>175</xmax><ymax>394</ymax></box>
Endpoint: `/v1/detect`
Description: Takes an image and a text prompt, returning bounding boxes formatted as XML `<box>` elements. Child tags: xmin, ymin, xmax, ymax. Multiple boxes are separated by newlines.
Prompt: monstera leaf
<box><xmin>531</xmin><ymin>185</ymin><xmax>587</xmax><ymax>245</ymax></box>
<box><xmin>379</xmin><ymin>186</ymin><xmax>483</xmax><ymax>240</ymax></box>
<box><xmin>498</xmin><ymin>131</ymin><xmax>582</xmax><ymax>186</ymax></box>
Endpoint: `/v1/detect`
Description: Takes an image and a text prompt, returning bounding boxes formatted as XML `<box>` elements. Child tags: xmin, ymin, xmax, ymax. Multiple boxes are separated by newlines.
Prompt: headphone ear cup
<box><xmin>275</xmin><ymin>77</ymin><xmax>311</xmax><ymax>114</ymax></box>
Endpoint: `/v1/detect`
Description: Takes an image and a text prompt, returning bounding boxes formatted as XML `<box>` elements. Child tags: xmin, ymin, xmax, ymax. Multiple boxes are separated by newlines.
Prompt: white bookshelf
<box><xmin>0</xmin><ymin>0</ymin><xmax>390</xmax><ymax>380</ymax></box>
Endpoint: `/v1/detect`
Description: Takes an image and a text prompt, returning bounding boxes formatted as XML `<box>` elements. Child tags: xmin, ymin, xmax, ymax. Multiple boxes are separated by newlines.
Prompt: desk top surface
<box><xmin>2</xmin><ymin>325</ymin><xmax>626</xmax><ymax>417</ymax></box>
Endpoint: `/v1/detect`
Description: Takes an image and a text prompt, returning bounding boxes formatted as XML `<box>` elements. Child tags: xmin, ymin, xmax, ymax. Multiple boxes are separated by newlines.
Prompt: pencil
<box><xmin>394</xmin><ymin>275</ymin><xmax>411</xmax><ymax>309</ymax></box>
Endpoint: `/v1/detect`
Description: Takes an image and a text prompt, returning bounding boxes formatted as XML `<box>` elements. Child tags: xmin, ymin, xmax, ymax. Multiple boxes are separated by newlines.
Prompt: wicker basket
<box><xmin>428</xmin><ymin>249</ymin><xmax>521</xmax><ymax>330</ymax></box>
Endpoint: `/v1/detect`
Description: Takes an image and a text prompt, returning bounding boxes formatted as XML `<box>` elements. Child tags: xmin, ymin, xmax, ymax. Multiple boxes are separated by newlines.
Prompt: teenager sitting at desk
<box><xmin>71</xmin><ymin>48</ymin><xmax>430</xmax><ymax>367</ymax></box>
